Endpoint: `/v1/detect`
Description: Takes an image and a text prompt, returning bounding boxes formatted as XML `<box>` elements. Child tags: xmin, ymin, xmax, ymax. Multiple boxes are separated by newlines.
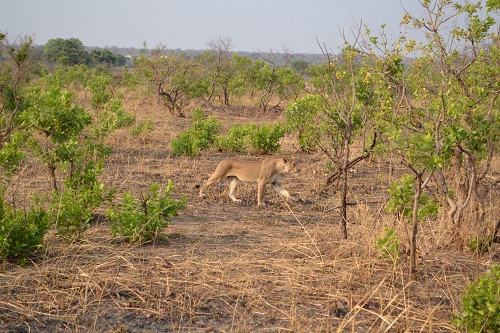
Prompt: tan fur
<box><xmin>199</xmin><ymin>157</ymin><xmax>299</xmax><ymax>205</ymax></box>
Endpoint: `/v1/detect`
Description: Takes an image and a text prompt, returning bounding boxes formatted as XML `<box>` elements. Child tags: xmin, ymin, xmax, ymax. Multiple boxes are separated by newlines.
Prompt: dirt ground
<box><xmin>0</xmin><ymin>95</ymin><xmax>499</xmax><ymax>332</ymax></box>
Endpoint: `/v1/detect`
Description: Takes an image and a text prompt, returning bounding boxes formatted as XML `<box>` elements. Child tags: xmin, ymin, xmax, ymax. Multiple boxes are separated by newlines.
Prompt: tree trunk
<box><xmin>410</xmin><ymin>180</ymin><xmax>422</xmax><ymax>279</ymax></box>
<box><xmin>340</xmin><ymin>168</ymin><xmax>348</xmax><ymax>239</ymax></box>
<box><xmin>340</xmin><ymin>127</ymin><xmax>351</xmax><ymax>239</ymax></box>
<box><xmin>223</xmin><ymin>86</ymin><xmax>229</xmax><ymax>106</ymax></box>
<box><xmin>49</xmin><ymin>164</ymin><xmax>58</xmax><ymax>192</ymax></box>
<box><xmin>492</xmin><ymin>219</ymin><xmax>500</xmax><ymax>240</ymax></box>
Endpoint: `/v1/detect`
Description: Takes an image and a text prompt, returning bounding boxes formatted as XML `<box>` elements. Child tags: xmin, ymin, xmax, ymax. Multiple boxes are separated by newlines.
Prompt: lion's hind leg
<box><xmin>228</xmin><ymin>176</ymin><xmax>242</xmax><ymax>203</ymax></box>
<box><xmin>200</xmin><ymin>174</ymin><xmax>222</xmax><ymax>198</ymax></box>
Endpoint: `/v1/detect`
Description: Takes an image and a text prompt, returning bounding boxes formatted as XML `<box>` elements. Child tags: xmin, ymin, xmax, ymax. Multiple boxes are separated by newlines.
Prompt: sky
<box><xmin>1</xmin><ymin>0</ymin><xmax>425</xmax><ymax>54</ymax></box>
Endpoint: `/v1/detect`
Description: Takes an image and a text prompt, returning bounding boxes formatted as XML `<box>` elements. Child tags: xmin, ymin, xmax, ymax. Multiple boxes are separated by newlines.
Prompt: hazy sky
<box><xmin>1</xmin><ymin>0</ymin><xmax>424</xmax><ymax>53</ymax></box>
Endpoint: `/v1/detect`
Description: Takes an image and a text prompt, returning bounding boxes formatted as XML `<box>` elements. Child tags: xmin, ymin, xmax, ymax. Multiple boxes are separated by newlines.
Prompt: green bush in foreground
<box><xmin>375</xmin><ymin>227</ymin><xmax>400</xmax><ymax>265</ymax></box>
<box><xmin>107</xmin><ymin>182</ymin><xmax>186</xmax><ymax>244</ymax></box>
<box><xmin>51</xmin><ymin>160</ymin><xmax>115</xmax><ymax>239</ymax></box>
<box><xmin>0</xmin><ymin>194</ymin><xmax>49</xmax><ymax>263</ymax></box>
<box><xmin>454</xmin><ymin>264</ymin><xmax>500</xmax><ymax>333</ymax></box>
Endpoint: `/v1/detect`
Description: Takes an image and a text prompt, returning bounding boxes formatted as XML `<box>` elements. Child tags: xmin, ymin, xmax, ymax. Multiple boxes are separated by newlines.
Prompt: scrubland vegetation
<box><xmin>1</xmin><ymin>1</ymin><xmax>500</xmax><ymax>332</ymax></box>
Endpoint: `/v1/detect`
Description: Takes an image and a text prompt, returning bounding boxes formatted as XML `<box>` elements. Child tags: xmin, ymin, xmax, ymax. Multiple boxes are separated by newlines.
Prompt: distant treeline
<box><xmin>33</xmin><ymin>38</ymin><xmax>327</xmax><ymax>68</ymax></box>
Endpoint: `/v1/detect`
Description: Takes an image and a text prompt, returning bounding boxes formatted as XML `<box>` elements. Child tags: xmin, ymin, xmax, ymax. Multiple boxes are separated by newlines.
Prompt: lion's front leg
<box><xmin>257</xmin><ymin>181</ymin><xmax>267</xmax><ymax>206</ymax></box>
<box><xmin>273</xmin><ymin>183</ymin><xmax>290</xmax><ymax>200</ymax></box>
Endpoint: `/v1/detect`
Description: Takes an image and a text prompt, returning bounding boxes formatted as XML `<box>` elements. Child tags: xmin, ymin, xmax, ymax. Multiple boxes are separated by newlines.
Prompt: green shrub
<box><xmin>107</xmin><ymin>182</ymin><xmax>186</xmax><ymax>244</ymax></box>
<box><xmin>375</xmin><ymin>227</ymin><xmax>400</xmax><ymax>265</ymax></box>
<box><xmin>248</xmin><ymin>122</ymin><xmax>285</xmax><ymax>154</ymax></box>
<box><xmin>216</xmin><ymin>124</ymin><xmax>253</xmax><ymax>152</ymax></box>
<box><xmin>122</xmin><ymin>67</ymin><xmax>140</xmax><ymax>90</ymax></box>
<box><xmin>192</xmin><ymin>116</ymin><xmax>221</xmax><ymax>150</ymax></box>
<box><xmin>386</xmin><ymin>174</ymin><xmax>439</xmax><ymax>221</ymax></box>
<box><xmin>171</xmin><ymin>130</ymin><xmax>197</xmax><ymax>156</ymax></box>
<box><xmin>0</xmin><ymin>131</ymin><xmax>27</xmax><ymax>177</ymax></box>
<box><xmin>172</xmin><ymin>109</ymin><xmax>284</xmax><ymax>155</ymax></box>
<box><xmin>105</xmin><ymin>99</ymin><xmax>135</xmax><ymax>129</ymax></box>
<box><xmin>131</xmin><ymin>119</ymin><xmax>155</xmax><ymax>137</ymax></box>
<box><xmin>171</xmin><ymin>108</ymin><xmax>221</xmax><ymax>156</ymax></box>
<box><xmin>454</xmin><ymin>264</ymin><xmax>500</xmax><ymax>332</ymax></box>
<box><xmin>216</xmin><ymin>122</ymin><xmax>285</xmax><ymax>154</ymax></box>
<box><xmin>285</xmin><ymin>94</ymin><xmax>323</xmax><ymax>152</ymax></box>
<box><xmin>52</xmin><ymin>188</ymin><xmax>94</xmax><ymax>238</ymax></box>
<box><xmin>90</xmin><ymin>99</ymin><xmax>135</xmax><ymax>141</ymax></box>
<box><xmin>52</xmin><ymin>161</ymin><xmax>115</xmax><ymax>239</ymax></box>
<box><xmin>88</xmin><ymin>72</ymin><xmax>112</xmax><ymax>109</ymax></box>
<box><xmin>469</xmin><ymin>235</ymin><xmax>495</xmax><ymax>254</ymax></box>
<box><xmin>0</xmin><ymin>193</ymin><xmax>49</xmax><ymax>263</ymax></box>
<box><xmin>386</xmin><ymin>174</ymin><xmax>415</xmax><ymax>218</ymax></box>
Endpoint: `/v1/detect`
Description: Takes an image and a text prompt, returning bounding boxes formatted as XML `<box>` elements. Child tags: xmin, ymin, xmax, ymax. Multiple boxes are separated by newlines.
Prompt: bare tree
<box><xmin>206</xmin><ymin>36</ymin><xmax>234</xmax><ymax>105</ymax></box>
<box><xmin>135</xmin><ymin>44</ymin><xmax>201</xmax><ymax>117</ymax></box>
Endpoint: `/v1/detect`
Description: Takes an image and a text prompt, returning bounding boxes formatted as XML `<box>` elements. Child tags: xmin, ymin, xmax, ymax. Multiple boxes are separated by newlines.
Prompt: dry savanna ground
<box><xmin>1</xmin><ymin>92</ymin><xmax>499</xmax><ymax>333</ymax></box>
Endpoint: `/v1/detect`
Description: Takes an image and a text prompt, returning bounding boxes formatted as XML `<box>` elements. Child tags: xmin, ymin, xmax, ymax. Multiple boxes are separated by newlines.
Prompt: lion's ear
<box><xmin>283</xmin><ymin>157</ymin><xmax>288</xmax><ymax>163</ymax></box>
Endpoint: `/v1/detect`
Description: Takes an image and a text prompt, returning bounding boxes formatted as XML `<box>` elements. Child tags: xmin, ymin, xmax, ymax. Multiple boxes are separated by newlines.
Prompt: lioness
<box><xmin>199</xmin><ymin>157</ymin><xmax>299</xmax><ymax>205</ymax></box>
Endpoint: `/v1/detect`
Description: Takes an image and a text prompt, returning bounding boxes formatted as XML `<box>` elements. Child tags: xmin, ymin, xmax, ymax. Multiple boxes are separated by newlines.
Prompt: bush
<box><xmin>172</xmin><ymin>109</ymin><xmax>284</xmax><ymax>155</ymax></box>
<box><xmin>216</xmin><ymin>124</ymin><xmax>253</xmax><ymax>152</ymax></box>
<box><xmin>193</xmin><ymin>116</ymin><xmax>221</xmax><ymax>150</ymax></box>
<box><xmin>469</xmin><ymin>235</ymin><xmax>495</xmax><ymax>254</ymax></box>
<box><xmin>171</xmin><ymin>108</ymin><xmax>221</xmax><ymax>156</ymax></box>
<box><xmin>51</xmin><ymin>161</ymin><xmax>115</xmax><ymax>239</ymax></box>
<box><xmin>285</xmin><ymin>94</ymin><xmax>323</xmax><ymax>152</ymax></box>
<box><xmin>248</xmin><ymin>122</ymin><xmax>285</xmax><ymax>154</ymax></box>
<box><xmin>216</xmin><ymin>122</ymin><xmax>285</xmax><ymax>154</ymax></box>
<box><xmin>171</xmin><ymin>130</ymin><xmax>197</xmax><ymax>156</ymax></box>
<box><xmin>88</xmin><ymin>72</ymin><xmax>112</xmax><ymax>109</ymax></box>
<box><xmin>131</xmin><ymin>119</ymin><xmax>155</xmax><ymax>137</ymax></box>
<box><xmin>375</xmin><ymin>227</ymin><xmax>400</xmax><ymax>265</ymax></box>
<box><xmin>107</xmin><ymin>182</ymin><xmax>186</xmax><ymax>244</ymax></box>
<box><xmin>52</xmin><ymin>188</ymin><xmax>93</xmax><ymax>239</ymax></box>
<box><xmin>106</xmin><ymin>99</ymin><xmax>136</xmax><ymax>129</ymax></box>
<box><xmin>90</xmin><ymin>99</ymin><xmax>135</xmax><ymax>142</ymax></box>
<box><xmin>0</xmin><ymin>193</ymin><xmax>49</xmax><ymax>263</ymax></box>
<box><xmin>0</xmin><ymin>131</ymin><xmax>27</xmax><ymax>178</ymax></box>
<box><xmin>454</xmin><ymin>264</ymin><xmax>500</xmax><ymax>332</ymax></box>
<box><xmin>386</xmin><ymin>174</ymin><xmax>439</xmax><ymax>221</ymax></box>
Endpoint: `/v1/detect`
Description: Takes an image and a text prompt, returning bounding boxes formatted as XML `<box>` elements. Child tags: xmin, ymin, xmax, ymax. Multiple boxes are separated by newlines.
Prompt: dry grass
<box><xmin>1</xmin><ymin>93</ymin><xmax>499</xmax><ymax>332</ymax></box>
